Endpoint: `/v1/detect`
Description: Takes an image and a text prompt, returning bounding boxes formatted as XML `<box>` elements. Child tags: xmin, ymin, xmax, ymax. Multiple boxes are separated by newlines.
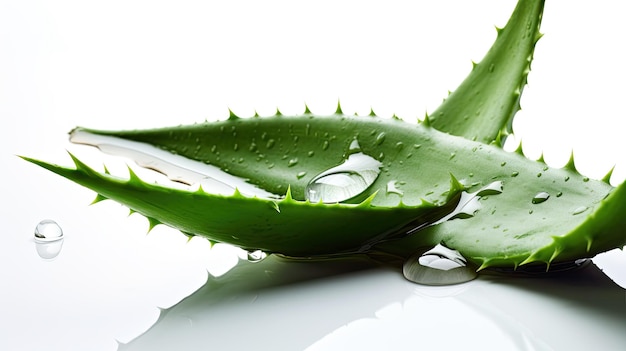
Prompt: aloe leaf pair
<box><xmin>23</xmin><ymin>0</ymin><xmax>626</xmax><ymax>270</ymax></box>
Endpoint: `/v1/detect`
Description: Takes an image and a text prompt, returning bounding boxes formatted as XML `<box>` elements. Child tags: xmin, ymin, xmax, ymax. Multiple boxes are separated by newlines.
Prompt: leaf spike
<box><xmin>536</xmin><ymin>152</ymin><xmax>546</xmax><ymax>164</ymax></box>
<box><xmin>103</xmin><ymin>164</ymin><xmax>111</xmax><ymax>175</ymax></box>
<box><xmin>253</xmin><ymin>110</ymin><xmax>260</xmax><ymax>118</ymax></box>
<box><xmin>179</xmin><ymin>231</ymin><xmax>195</xmax><ymax>242</ymax></box>
<box><xmin>495</xmin><ymin>25</ymin><xmax>504</xmax><ymax>36</ymax></box>
<box><xmin>275</xmin><ymin>107</ymin><xmax>283</xmax><ymax>116</ymax></box>
<box><xmin>127</xmin><ymin>165</ymin><xmax>142</xmax><ymax>183</ymax></box>
<box><xmin>232</xmin><ymin>187</ymin><xmax>243</xmax><ymax>198</ymax></box>
<box><xmin>448</xmin><ymin>172</ymin><xmax>465</xmax><ymax>194</ymax></box>
<box><xmin>368</xmin><ymin>107</ymin><xmax>376</xmax><ymax>117</ymax></box>
<box><xmin>421</xmin><ymin>113</ymin><xmax>432</xmax><ymax>127</ymax></box>
<box><xmin>303</xmin><ymin>103</ymin><xmax>312</xmax><ymax>115</ymax></box>
<box><xmin>90</xmin><ymin>193</ymin><xmax>108</xmax><ymax>205</ymax></box>
<box><xmin>147</xmin><ymin>217</ymin><xmax>161</xmax><ymax>233</ymax></box>
<box><xmin>602</xmin><ymin>165</ymin><xmax>615</xmax><ymax>184</ymax></box>
<box><xmin>357</xmin><ymin>191</ymin><xmax>379</xmax><ymax>208</ymax></box>
<box><xmin>227</xmin><ymin>108</ymin><xmax>240</xmax><ymax>120</ymax></box>
<box><xmin>514</xmin><ymin>139</ymin><xmax>524</xmax><ymax>156</ymax></box>
<box><xmin>335</xmin><ymin>99</ymin><xmax>343</xmax><ymax>115</ymax></box>
<box><xmin>563</xmin><ymin>150</ymin><xmax>577</xmax><ymax>172</ymax></box>
<box><xmin>270</xmin><ymin>201</ymin><xmax>281</xmax><ymax>213</ymax></box>
<box><xmin>284</xmin><ymin>185</ymin><xmax>293</xmax><ymax>201</ymax></box>
<box><xmin>585</xmin><ymin>236</ymin><xmax>593</xmax><ymax>252</ymax></box>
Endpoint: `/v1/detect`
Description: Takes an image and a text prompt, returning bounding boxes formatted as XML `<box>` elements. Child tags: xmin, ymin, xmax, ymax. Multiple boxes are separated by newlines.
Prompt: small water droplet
<box><xmin>288</xmin><ymin>158</ymin><xmax>299</xmax><ymax>167</ymax></box>
<box><xmin>249</xmin><ymin>142</ymin><xmax>258</xmax><ymax>152</ymax></box>
<box><xmin>375</xmin><ymin>132</ymin><xmax>386</xmax><ymax>145</ymax></box>
<box><xmin>449</xmin><ymin>152</ymin><xmax>456</xmax><ymax>160</ymax></box>
<box><xmin>403</xmin><ymin>244</ymin><xmax>477</xmax><ymax>285</ymax></box>
<box><xmin>582</xmin><ymin>177</ymin><xmax>590</xmax><ymax>182</ymax></box>
<box><xmin>305</xmin><ymin>145</ymin><xmax>382</xmax><ymax>203</ymax></box>
<box><xmin>246</xmin><ymin>249</ymin><xmax>267</xmax><ymax>263</ymax></box>
<box><xmin>34</xmin><ymin>219</ymin><xmax>63</xmax><ymax>242</ymax></box>
<box><xmin>296</xmin><ymin>171</ymin><xmax>307</xmax><ymax>179</ymax></box>
<box><xmin>531</xmin><ymin>192</ymin><xmax>550</xmax><ymax>204</ymax></box>
<box><xmin>556</xmin><ymin>191</ymin><xmax>563</xmax><ymax>197</ymax></box>
<box><xmin>322</xmin><ymin>140</ymin><xmax>330</xmax><ymax>150</ymax></box>
<box><xmin>500</xmin><ymin>161</ymin><xmax>506</xmax><ymax>167</ymax></box>
<box><xmin>572</xmin><ymin>206</ymin><xmax>588</xmax><ymax>215</ymax></box>
<box><xmin>386</xmin><ymin>180</ymin><xmax>404</xmax><ymax>196</ymax></box>
<box><xmin>266</xmin><ymin>139</ymin><xmax>276</xmax><ymax>149</ymax></box>
<box><xmin>511</xmin><ymin>171</ymin><xmax>519</xmax><ymax>177</ymax></box>
<box><xmin>488</xmin><ymin>63</ymin><xmax>495</xmax><ymax>72</ymax></box>
<box><xmin>395</xmin><ymin>142</ymin><xmax>404</xmax><ymax>150</ymax></box>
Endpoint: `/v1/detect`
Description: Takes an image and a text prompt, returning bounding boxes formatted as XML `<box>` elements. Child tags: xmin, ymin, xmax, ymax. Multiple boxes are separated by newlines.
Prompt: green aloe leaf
<box><xmin>21</xmin><ymin>0</ymin><xmax>626</xmax><ymax>270</ymax></box>
<box><xmin>429</xmin><ymin>0</ymin><xmax>544</xmax><ymax>144</ymax></box>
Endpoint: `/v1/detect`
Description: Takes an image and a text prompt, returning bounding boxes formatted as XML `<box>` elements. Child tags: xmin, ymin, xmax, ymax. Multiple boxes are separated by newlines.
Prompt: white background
<box><xmin>1</xmin><ymin>1</ymin><xmax>625</xmax><ymax>350</ymax></box>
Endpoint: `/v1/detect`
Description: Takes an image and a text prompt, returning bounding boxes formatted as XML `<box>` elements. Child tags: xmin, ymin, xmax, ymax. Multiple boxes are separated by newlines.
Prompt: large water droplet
<box><xmin>403</xmin><ymin>244</ymin><xmax>477</xmax><ymax>285</ymax></box>
<box><xmin>34</xmin><ymin>219</ymin><xmax>64</xmax><ymax>242</ymax></box>
<box><xmin>531</xmin><ymin>192</ymin><xmax>550</xmax><ymax>204</ymax></box>
<box><xmin>34</xmin><ymin>220</ymin><xmax>64</xmax><ymax>260</ymax></box>
<box><xmin>305</xmin><ymin>140</ymin><xmax>382</xmax><ymax>203</ymax></box>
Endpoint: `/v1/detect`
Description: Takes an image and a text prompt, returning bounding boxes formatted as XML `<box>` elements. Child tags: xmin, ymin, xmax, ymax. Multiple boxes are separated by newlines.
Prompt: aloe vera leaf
<box><xmin>429</xmin><ymin>0</ymin><xmax>544</xmax><ymax>144</ymax></box>
<box><xmin>20</xmin><ymin>0</ymin><xmax>626</xmax><ymax>268</ymax></box>
<box><xmin>21</xmin><ymin>114</ymin><xmax>626</xmax><ymax>266</ymax></box>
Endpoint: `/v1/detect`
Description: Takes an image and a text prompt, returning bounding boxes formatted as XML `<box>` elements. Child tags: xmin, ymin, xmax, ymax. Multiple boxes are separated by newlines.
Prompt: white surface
<box><xmin>1</xmin><ymin>1</ymin><xmax>625</xmax><ymax>350</ymax></box>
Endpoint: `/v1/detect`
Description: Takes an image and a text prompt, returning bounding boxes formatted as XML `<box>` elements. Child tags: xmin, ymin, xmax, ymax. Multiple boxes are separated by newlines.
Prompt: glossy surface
<box><xmin>2</xmin><ymin>1</ymin><xmax>625</xmax><ymax>350</ymax></box>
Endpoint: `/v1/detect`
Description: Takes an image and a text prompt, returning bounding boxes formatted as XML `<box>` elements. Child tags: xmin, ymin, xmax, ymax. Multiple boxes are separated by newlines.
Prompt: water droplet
<box><xmin>395</xmin><ymin>142</ymin><xmax>404</xmax><ymax>150</ymax></box>
<box><xmin>375</xmin><ymin>132</ymin><xmax>386</xmax><ymax>145</ymax></box>
<box><xmin>511</xmin><ymin>171</ymin><xmax>519</xmax><ymax>177</ymax></box>
<box><xmin>500</xmin><ymin>161</ymin><xmax>506</xmax><ymax>167</ymax></box>
<box><xmin>288</xmin><ymin>158</ymin><xmax>299</xmax><ymax>167</ymax></box>
<box><xmin>266</xmin><ymin>139</ymin><xmax>276</xmax><ymax>149</ymax></box>
<box><xmin>556</xmin><ymin>191</ymin><xmax>563</xmax><ymax>197</ymax></box>
<box><xmin>305</xmin><ymin>145</ymin><xmax>382</xmax><ymax>203</ymax></box>
<box><xmin>403</xmin><ymin>244</ymin><xmax>477</xmax><ymax>285</ymax></box>
<box><xmin>246</xmin><ymin>249</ymin><xmax>267</xmax><ymax>263</ymax></box>
<box><xmin>488</xmin><ymin>63</ymin><xmax>495</xmax><ymax>72</ymax></box>
<box><xmin>531</xmin><ymin>192</ymin><xmax>550</xmax><ymax>204</ymax></box>
<box><xmin>386</xmin><ymin>180</ymin><xmax>404</xmax><ymax>196</ymax></box>
<box><xmin>582</xmin><ymin>177</ymin><xmax>590</xmax><ymax>182</ymax></box>
<box><xmin>307</xmin><ymin>150</ymin><xmax>315</xmax><ymax>157</ymax></box>
<box><xmin>449</xmin><ymin>152</ymin><xmax>456</xmax><ymax>160</ymax></box>
<box><xmin>249</xmin><ymin>142</ymin><xmax>258</xmax><ymax>152</ymax></box>
<box><xmin>322</xmin><ymin>140</ymin><xmax>330</xmax><ymax>150</ymax></box>
<box><xmin>572</xmin><ymin>206</ymin><xmax>588</xmax><ymax>215</ymax></box>
<box><xmin>296</xmin><ymin>171</ymin><xmax>307</xmax><ymax>179</ymax></box>
<box><xmin>34</xmin><ymin>219</ymin><xmax>64</xmax><ymax>242</ymax></box>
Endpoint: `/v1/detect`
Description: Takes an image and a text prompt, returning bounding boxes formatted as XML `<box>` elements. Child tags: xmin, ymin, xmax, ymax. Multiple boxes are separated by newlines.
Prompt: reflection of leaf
<box><xmin>22</xmin><ymin>0</ymin><xmax>626</xmax><ymax>270</ymax></box>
